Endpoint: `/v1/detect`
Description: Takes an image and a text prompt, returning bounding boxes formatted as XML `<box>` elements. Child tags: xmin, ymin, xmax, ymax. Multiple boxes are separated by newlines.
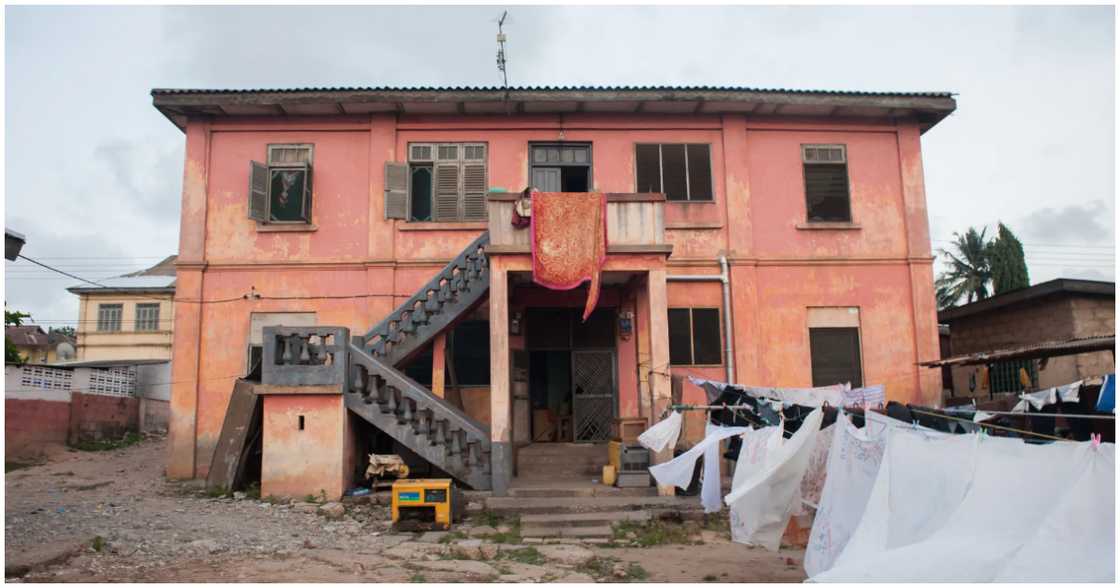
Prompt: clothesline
<box><xmin>905</xmin><ymin>407</ymin><xmax>1066</xmax><ymax>442</ymax></box>
<box><xmin>964</xmin><ymin>409</ymin><xmax>1116</xmax><ymax>420</ymax></box>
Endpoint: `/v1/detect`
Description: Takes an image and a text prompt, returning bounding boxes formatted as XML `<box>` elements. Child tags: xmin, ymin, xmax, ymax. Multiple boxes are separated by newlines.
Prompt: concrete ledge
<box><xmin>254</xmin><ymin>384</ymin><xmax>340</xmax><ymax>395</ymax></box>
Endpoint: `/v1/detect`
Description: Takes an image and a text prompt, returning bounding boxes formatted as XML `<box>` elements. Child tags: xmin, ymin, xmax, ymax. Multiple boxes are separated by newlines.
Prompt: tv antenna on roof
<box><xmin>496</xmin><ymin>11</ymin><xmax>510</xmax><ymax>96</ymax></box>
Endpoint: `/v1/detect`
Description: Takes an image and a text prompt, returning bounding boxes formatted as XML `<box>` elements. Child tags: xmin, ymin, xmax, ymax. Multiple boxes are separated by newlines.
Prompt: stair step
<box><xmin>486</xmin><ymin>495</ymin><xmax>700</xmax><ymax>515</ymax></box>
<box><xmin>521</xmin><ymin>510</ymin><xmax>652</xmax><ymax>527</ymax></box>
<box><xmin>521</xmin><ymin>525</ymin><xmax>614</xmax><ymax>538</ymax></box>
<box><xmin>508</xmin><ymin>484</ymin><xmax>657</xmax><ymax>498</ymax></box>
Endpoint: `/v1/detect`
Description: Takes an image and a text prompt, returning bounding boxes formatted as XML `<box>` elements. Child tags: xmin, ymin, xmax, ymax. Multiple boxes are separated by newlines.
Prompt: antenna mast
<box><xmin>496</xmin><ymin>11</ymin><xmax>510</xmax><ymax>99</ymax></box>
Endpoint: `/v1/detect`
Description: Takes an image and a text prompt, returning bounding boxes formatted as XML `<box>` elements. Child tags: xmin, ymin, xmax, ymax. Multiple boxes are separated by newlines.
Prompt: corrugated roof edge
<box><xmin>151</xmin><ymin>85</ymin><xmax>955</xmax><ymax>97</ymax></box>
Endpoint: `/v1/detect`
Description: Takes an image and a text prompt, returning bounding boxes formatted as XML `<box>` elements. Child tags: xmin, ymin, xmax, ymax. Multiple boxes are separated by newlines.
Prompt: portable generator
<box><xmin>390</xmin><ymin>478</ymin><xmax>462</xmax><ymax>531</ymax></box>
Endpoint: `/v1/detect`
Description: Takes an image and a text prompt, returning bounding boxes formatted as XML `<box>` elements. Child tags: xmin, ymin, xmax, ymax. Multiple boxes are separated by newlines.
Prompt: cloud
<box><xmin>1017</xmin><ymin>200</ymin><xmax>1115</xmax><ymax>245</ymax></box>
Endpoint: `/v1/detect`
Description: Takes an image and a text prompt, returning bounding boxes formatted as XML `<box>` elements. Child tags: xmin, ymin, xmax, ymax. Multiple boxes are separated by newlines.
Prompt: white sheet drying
<box><xmin>725</xmin><ymin>408</ymin><xmax>824</xmax><ymax>551</ymax></box>
<box><xmin>812</xmin><ymin>433</ymin><xmax>1115</xmax><ymax>582</ymax></box>
<box><xmin>638</xmin><ymin>411</ymin><xmax>683</xmax><ymax>454</ymax></box>
<box><xmin>648</xmin><ymin>424</ymin><xmax>750</xmax><ymax>511</ymax></box>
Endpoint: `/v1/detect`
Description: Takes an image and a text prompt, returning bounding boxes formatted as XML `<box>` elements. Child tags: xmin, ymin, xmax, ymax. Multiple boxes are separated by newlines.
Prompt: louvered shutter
<box><xmin>248</xmin><ymin>161</ymin><xmax>269</xmax><ymax>222</ymax></box>
<box><xmin>462</xmin><ymin>162</ymin><xmax>488</xmax><ymax>220</ymax></box>
<box><xmin>300</xmin><ymin>161</ymin><xmax>313</xmax><ymax>223</ymax></box>
<box><xmin>434</xmin><ymin>163</ymin><xmax>461</xmax><ymax>221</ymax></box>
<box><xmin>384</xmin><ymin>162</ymin><xmax>409</xmax><ymax>220</ymax></box>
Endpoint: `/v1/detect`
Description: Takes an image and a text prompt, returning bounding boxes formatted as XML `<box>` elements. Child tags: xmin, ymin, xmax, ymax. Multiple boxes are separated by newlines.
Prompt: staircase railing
<box><xmin>347</xmin><ymin>343</ymin><xmax>491</xmax><ymax>489</ymax></box>
<box><xmin>360</xmin><ymin>231</ymin><xmax>490</xmax><ymax>366</ymax></box>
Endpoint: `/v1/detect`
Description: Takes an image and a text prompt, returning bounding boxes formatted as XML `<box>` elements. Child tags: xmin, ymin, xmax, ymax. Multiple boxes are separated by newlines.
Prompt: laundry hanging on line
<box><xmin>810</xmin><ymin>431</ymin><xmax>1114</xmax><ymax>582</ymax></box>
<box><xmin>1012</xmin><ymin>379</ymin><xmax>1083</xmax><ymax>412</ymax></box>
<box><xmin>725</xmin><ymin>407</ymin><xmax>824</xmax><ymax>551</ymax></box>
<box><xmin>648</xmin><ymin>424</ymin><xmax>751</xmax><ymax>512</ymax></box>
<box><xmin>637</xmin><ymin>410</ymin><xmax>683</xmax><ymax>454</ymax></box>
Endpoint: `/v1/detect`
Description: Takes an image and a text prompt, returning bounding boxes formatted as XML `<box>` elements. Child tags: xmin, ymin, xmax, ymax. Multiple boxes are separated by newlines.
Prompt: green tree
<box><xmin>5</xmin><ymin>307</ymin><xmax>31</xmax><ymax>365</ymax></box>
<box><xmin>52</xmin><ymin>326</ymin><xmax>76</xmax><ymax>339</ymax></box>
<box><xmin>935</xmin><ymin>227</ymin><xmax>993</xmax><ymax>309</ymax></box>
<box><xmin>987</xmin><ymin>222</ymin><xmax>1030</xmax><ymax>295</ymax></box>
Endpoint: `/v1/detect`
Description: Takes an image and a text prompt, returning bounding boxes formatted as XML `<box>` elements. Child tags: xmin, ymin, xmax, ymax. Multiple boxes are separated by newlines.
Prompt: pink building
<box><xmin>153</xmin><ymin>86</ymin><xmax>955</xmax><ymax>498</ymax></box>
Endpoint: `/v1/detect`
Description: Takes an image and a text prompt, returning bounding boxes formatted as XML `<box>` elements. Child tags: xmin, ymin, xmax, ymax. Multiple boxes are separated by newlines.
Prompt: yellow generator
<box><xmin>391</xmin><ymin>479</ymin><xmax>463</xmax><ymax>531</ymax></box>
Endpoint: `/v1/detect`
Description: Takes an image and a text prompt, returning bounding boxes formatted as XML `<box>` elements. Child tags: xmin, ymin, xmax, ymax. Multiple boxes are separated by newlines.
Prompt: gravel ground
<box><xmin>4</xmin><ymin>435</ymin><xmax>805</xmax><ymax>582</ymax></box>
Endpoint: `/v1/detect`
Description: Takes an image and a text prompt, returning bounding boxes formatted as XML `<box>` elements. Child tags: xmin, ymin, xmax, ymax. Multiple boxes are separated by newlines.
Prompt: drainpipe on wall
<box><xmin>666</xmin><ymin>255</ymin><xmax>736</xmax><ymax>384</ymax></box>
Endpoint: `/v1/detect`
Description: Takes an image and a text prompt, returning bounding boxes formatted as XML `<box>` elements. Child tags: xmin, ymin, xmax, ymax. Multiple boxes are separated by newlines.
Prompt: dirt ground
<box><xmin>4</xmin><ymin>436</ymin><xmax>807</xmax><ymax>583</ymax></box>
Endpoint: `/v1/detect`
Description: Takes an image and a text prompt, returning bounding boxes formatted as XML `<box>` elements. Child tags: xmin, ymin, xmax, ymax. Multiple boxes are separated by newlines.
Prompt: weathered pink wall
<box><xmin>169</xmin><ymin>112</ymin><xmax>942</xmax><ymax>478</ymax></box>
<box><xmin>261</xmin><ymin>394</ymin><xmax>349</xmax><ymax>500</ymax></box>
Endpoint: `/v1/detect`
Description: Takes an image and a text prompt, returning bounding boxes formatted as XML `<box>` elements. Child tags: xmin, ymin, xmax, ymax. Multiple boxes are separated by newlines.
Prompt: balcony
<box><xmin>485</xmin><ymin>192</ymin><xmax>669</xmax><ymax>254</ymax></box>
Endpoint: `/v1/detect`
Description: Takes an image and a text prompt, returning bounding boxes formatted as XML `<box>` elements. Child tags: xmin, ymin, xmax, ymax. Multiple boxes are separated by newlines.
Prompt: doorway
<box><xmin>526</xmin><ymin>307</ymin><xmax>616</xmax><ymax>442</ymax></box>
<box><xmin>529</xmin><ymin>143</ymin><xmax>592</xmax><ymax>192</ymax></box>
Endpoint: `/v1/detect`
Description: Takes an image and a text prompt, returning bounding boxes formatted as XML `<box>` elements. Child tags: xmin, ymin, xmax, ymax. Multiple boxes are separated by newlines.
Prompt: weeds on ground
<box><xmin>438</xmin><ymin>531</ymin><xmax>468</xmax><ymax>544</ymax></box>
<box><xmin>409</xmin><ymin>572</ymin><xmax>426</xmax><ymax>583</ymax></box>
<box><xmin>611</xmin><ymin>519</ymin><xmax>694</xmax><ymax>547</ymax></box>
<box><xmin>91</xmin><ymin>536</ymin><xmax>106</xmax><ymax>552</ymax></box>
<box><xmin>624</xmin><ymin>563</ymin><xmax>649</xmax><ymax>581</ymax></box>
<box><xmin>479</xmin><ymin>514</ymin><xmax>521</xmax><ymax>544</ymax></box>
<box><xmin>5</xmin><ymin>460</ymin><xmax>39</xmax><ymax>472</ymax></box>
<box><xmin>470</xmin><ymin>510</ymin><xmax>503</xmax><ymax>528</ymax></box>
<box><xmin>585</xmin><ymin>556</ymin><xmax>617</xmax><ymax>579</ymax></box>
<box><xmin>244</xmin><ymin>482</ymin><xmax>261</xmax><ymax>499</ymax></box>
<box><xmin>205</xmin><ymin>486</ymin><xmax>228</xmax><ymax>498</ymax></box>
<box><xmin>500</xmin><ymin>547</ymin><xmax>544</xmax><ymax>566</ymax></box>
<box><xmin>702</xmin><ymin>512</ymin><xmax>729</xmax><ymax>532</ymax></box>
<box><xmin>71</xmin><ymin>432</ymin><xmax>143</xmax><ymax>452</ymax></box>
<box><xmin>703</xmin><ymin>574</ymin><xmax>718</xmax><ymax>582</ymax></box>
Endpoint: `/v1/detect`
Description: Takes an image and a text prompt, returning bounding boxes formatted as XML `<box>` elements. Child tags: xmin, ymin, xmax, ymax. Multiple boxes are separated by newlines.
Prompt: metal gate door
<box><xmin>571</xmin><ymin>350</ymin><xmax>616</xmax><ymax>442</ymax></box>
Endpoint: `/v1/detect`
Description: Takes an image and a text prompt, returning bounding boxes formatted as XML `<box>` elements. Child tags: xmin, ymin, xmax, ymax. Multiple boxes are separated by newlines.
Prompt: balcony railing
<box><xmin>486</xmin><ymin>192</ymin><xmax>667</xmax><ymax>252</ymax></box>
<box><xmin>262</xmin><ymin>326</ymin><xmax>350</xmax><ymax>388</ymax></box>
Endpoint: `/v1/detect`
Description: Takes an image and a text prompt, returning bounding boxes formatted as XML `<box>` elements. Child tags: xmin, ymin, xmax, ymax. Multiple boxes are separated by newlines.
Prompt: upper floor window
<box><xmin>635</xmin><ymin>144</ymin><xmax>712</xmax><ymax>201</ymax></box>
<box><xmin>247</xmin><ymin>144</ymin><xmax>314</xmax><ymax>224</ymax></box>
<box><xmin>135</xmin><ymin>303</ymin><xmax>161</xmax><ymax>332</ymax></box>
<box><xmin>802</xmin><ymin>144</ymin><xmax>851</xmax><ymax>222</ymax></box>
<box><xmin>668</xmin><ymin>307</ymin><xmax>722</xmax><ymax>365</ymax></box>
<box><xmin>387</xmin><ymin>143</ymin><xmax>487</xmax><ymax>222</ymax></box>
<box><xmin>809</xmin><ymin>327</ymin><xmax>863</xmax><ymax>388</ymax></box>
<box><xmin>530</xmin><ymin>143</ymin><xmax>592</xmax><ymax>192</ymax></box>
<box><xmin>97</xmin><ymin>304</ymin><xmax>123</xmax><ymax>332</ymax></box>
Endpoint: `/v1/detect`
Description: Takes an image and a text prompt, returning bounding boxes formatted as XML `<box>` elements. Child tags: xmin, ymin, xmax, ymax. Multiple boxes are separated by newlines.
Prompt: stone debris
<box><xmin>535</xmin><ymin>544</ymin><xmax>596</xmax><ymax>566</ymax></box>
<box><xmin>318</xmin><ymin>502</ymin><xmax>345</xmax><ymax>520</ymax></box>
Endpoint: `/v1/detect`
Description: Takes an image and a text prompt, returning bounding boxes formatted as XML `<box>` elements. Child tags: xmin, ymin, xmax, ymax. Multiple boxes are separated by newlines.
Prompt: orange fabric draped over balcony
<box><xmin>530</xmin><ymin>192</ymin><xmax>608</xmax><ymax>321</ymax></box>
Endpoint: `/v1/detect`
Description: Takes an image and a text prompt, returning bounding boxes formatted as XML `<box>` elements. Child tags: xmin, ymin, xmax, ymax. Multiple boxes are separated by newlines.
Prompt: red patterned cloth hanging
<box><xmin>530</xmin><ymin>192</ymin><xmax>608</xmax><ymax>321</ymax></box>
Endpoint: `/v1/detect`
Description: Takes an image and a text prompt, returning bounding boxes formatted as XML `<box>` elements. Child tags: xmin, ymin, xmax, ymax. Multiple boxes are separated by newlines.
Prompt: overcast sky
<box><xmin>4</xmin><ymin>4</ymin><xmax>1115</xmax><ymax>328</ymax></box>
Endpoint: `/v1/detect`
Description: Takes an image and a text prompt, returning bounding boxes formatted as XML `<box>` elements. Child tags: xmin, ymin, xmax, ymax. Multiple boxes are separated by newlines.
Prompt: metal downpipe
<box><xmin>666</xmin><ymin>255</ymin><xmax>735</xmax><ymax>383</ymax></box>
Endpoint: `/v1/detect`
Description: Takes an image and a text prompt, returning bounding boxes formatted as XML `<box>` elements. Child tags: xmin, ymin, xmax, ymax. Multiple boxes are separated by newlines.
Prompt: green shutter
<box><xmin>461</xmin><ymin>162</ymin><xmax>488</xmax><ymax>221</ymax></box>
<box><xmin>248</xmin><ymin>161</ymin><xmax>269</xmax><ymax>222</ymax></box>
<box><xmin>434</xmin><ymin>163</ymin><xmax>461</xmax><ymax>221</ymax></box>
<box><xmin>384</xmin><ymin>162</ymin><xmax>409</xmax><ymax>220</ymax></box>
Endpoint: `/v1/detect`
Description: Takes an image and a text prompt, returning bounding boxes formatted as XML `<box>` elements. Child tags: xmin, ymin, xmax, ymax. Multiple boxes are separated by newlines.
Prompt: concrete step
<box><xmin>486</xmin><ymin>495</ymin><xmax>700</xmax><ymax>515</ymax></box>
<box><xmin>521</xmin><ymin>524</ymin><xmax>614</xmax><ymax>538</ymax></box>
<box><xmin>521</xmin><ymin>510</ymin><xmax>652</xmax><ymax>528</ymax></box>
<box><xmin>507</xmin><ymin>486</ymin><xmax>656</xmax><ymax>498</ymax></box>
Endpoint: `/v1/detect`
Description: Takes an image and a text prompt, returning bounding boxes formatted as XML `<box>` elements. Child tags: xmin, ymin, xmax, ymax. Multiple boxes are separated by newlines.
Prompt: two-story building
<box><xmin>153</xmin><ymin>86</ymin><xmax>955</xmax><ymax>498</ymax></box>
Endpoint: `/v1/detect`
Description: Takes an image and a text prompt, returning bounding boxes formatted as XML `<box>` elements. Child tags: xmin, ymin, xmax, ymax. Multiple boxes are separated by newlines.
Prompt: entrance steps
<box><xmin>515</xmin><ymin>443</ymin><xmax>609</xmax><ymax>479</ymax></box>
<box><xmin>486</xmin><ymin>489</ymin><xmax>703</xmax><ymax>539</ymax></box>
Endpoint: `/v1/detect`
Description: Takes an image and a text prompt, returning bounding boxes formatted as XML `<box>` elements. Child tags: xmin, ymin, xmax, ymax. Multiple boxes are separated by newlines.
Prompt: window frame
<box><xmin>801</xmin><ymin>143</ymin><xmax>852</xmax><ymax>223</ymax></box>
<box><xmin>407</xmin><ymin>142</ymin><xmax>488</xmax><ymax>222</ymax></box>
<box><xmin>97</xmin><ymin>304</ymin><xmax>123</xmax><ymax>332</ymax></box>
<box><xmin>134</xmin><ymin>303</ymin><xmax>161</xmax><ymax>332</ymax></box>
<box><xmin>808</xmin><ymin>326</ymin><xmax>864</xmax><ymax>388</ymax></box>
<box><xmin>527</xmin><ymin>142</ymin><xmax>594</xmax><ymax>193</ymax></box>
<box><xmin>633</xmin><ymin>143</ymin><xmax>714</xmax><ymax>202</ymax></box>
<box><xmin>667</xmin><ymin>307</ymin><xmax>723</xmax><ymax>366</ymax></box>
<box><xmin>249</xmin><ymin>143</ymin><xmax>314</xmax><ymax>225</ymax></box>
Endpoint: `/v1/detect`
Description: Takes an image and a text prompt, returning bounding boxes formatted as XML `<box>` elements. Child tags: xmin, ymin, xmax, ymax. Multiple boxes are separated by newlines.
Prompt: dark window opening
<box><xmin>668</xmin><ymin>308</ymin><xmax>722</xmax><ymax>365</ymax></box>
<box><xmin>560</xmin><ymin>167</ymin><xmax>589</xmax><ymax>192</ymax></box>
<box><xmin>803</xmin><ymin>144</ymin><xmax>851</xmax><ymax>223</ymax></box>
<box><xmin>809</xmin><ymin>327</ymin><xmax>863</xmax><ymax>387</ymax></box>
<box><xmin>450</xmin><ymin>321</ymin><xmax>490</xmax><ymax>386</ymax></box>
<box><xmin>634</xmin><ymin>144</ymin><xmax>712</xmax><ymax>201</ymax></box>
<box><xmin>530</xmin><ymin>143</ymin><xmax>592</xmax><ymax>193</ymax></box>
<box><xmin>298</xmin><ymin>415</ymin><xmax>305</xmax><ymax>430</ymax></box>
<box><xmin>247</xmin><ymin>345</ymin><xmax>263</xmax><ymax>380</ymax></box>
<box><xmin>409</xmin><ymin>165</ymin><xmax>433</xmax><ymax>222</ymax></box>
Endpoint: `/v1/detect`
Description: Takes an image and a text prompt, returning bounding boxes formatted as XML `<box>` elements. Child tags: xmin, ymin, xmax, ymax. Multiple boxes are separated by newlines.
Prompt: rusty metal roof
<box><xmin>151</xmin><ymin>84</ymin><xmax>957</xmax><ymax>133</ymax></box>
<box><xmin>151</xmin><ymin>85</ymin><xmax>954</xmax><ymax>97</ymax></box>
<box><xmin>920</xmin><ymin>335</ymin><xmax>1116</xmax><ymax>368</ymax></box>
<box><xmin>939</xmin><ymin>278</ymin><xmax>1115</xmax><ymax>323</ymax></box>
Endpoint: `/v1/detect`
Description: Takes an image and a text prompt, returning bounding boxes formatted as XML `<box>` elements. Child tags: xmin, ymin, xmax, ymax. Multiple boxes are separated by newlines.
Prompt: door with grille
<box><xmin>571</xmin><ymin>350</ymin><xmax>616</xmax><ymax>442</ymax></box>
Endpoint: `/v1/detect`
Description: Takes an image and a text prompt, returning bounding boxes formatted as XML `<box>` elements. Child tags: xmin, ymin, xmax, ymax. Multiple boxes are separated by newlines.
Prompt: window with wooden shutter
<box><xmin>384</xmin><ymin>162</ymin><xmax>409</xmax><ymax>220</ymax></box>
<box><xmin>248</xmin><ymin>144</ymin><xmax>314</xmax><ymax>224</ymax></box>
<box><xmin>633</xmin><ymin>144</ymin><xmax>712</xmax><ymax>201</ymax></box>
<box><xmin>408</xmin><ymin>142</ymin><xmax>488</xmax><ymax>222</ymax></box>
<box><xmin>802</xmin><ymin>144</ymin><xmax>851</xmax><ymax>222</ymax></box>
<box><xmin>809</xmin><ymin>327</ymin><xmax>863</xmax><ymax>387</ymax></box>
<box><xmin>97</xmin><ymin>304</ymin><xmax>123</xmax><ymax>332</ymax></box>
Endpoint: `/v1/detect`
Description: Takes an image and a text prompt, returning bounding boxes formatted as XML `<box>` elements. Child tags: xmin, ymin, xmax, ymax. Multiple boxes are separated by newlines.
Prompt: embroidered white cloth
<box><xmin>812</xmin><ymin>434</ymin><xmax>1115</xmax><ymax>582</ymax></box>
<box><xmin>1012</xmin><ymin>380</ymin><xmax>1084</xmax><ymax>412</ymax></box>
<box><xmin>792</xmin><ymin>424</ymin><xmax>834</xmax><ymax>516</ymax></box>
<box><xmin>638</xmin><ymin>411</ymin><xmax>683</xmax><ymax>454</ymax></box>
<box><xmin>729</xmin><ymin>426</ymin><xmax>783</xmax><ymax>540</ymax></box>
<box><xmin>701</xmin><ymin>423</ymin><xmax>740</xmax><ymax>513</ymax></box>
<box><xmin>649</xmin><ymin>424</ymin><xmax>750</xmax><ymax>494</ymax></box>
<box><xmin>841</xmin><ymin>385</ymin><xmax>885</xmax><ymax>407</ymax></box>
<box><xmin>803</xmin><ymin>412</ymin><xmax>888</xmax><ymax>577</ymax></box>
<box><xmin>725</xmin><ymin>408</ymin><xmax>824</xmax><ymax>551</ymax></box>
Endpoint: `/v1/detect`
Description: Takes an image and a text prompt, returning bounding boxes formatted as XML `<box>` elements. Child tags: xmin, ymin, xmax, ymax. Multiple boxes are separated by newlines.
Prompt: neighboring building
<box><xmin>6</xmin><ymin>325</ymin><xmax>76</xmax><ymax>364</ymax></box>
<box><xmin>67</xmin><ymin>255</ymin><xmax>176</xmax><ymax>362</ymax></box>
<box><xmin>939</xmin><ymin>278</ymin><xmax>1115</xmax><ymax>401</ymax></box>
<box><xmin>154</xmin><ymin>85</ymin><xmax>954</xmax><ymax>497</ymax></box>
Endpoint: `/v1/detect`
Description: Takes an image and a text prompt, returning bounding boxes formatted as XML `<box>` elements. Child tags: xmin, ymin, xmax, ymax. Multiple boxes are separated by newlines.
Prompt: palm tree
<box><xmin>935</xmin><ymin>227</ymin><xmax>992</xmax><ymax>309</ymax></box>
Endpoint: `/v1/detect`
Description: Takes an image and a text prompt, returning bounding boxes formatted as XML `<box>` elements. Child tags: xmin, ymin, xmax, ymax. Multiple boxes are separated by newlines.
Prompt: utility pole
<box><xmin>496</xmin><ymin>10</ymin><xmax>510</xmax><ymax>112</ymax></box>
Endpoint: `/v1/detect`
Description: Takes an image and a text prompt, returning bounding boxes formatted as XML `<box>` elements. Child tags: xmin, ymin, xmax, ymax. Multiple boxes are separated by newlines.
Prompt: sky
<box><xmin>4</xmin><ymin>4</ymin><xmax>1116</xmax><ymax>329</ymax></box>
